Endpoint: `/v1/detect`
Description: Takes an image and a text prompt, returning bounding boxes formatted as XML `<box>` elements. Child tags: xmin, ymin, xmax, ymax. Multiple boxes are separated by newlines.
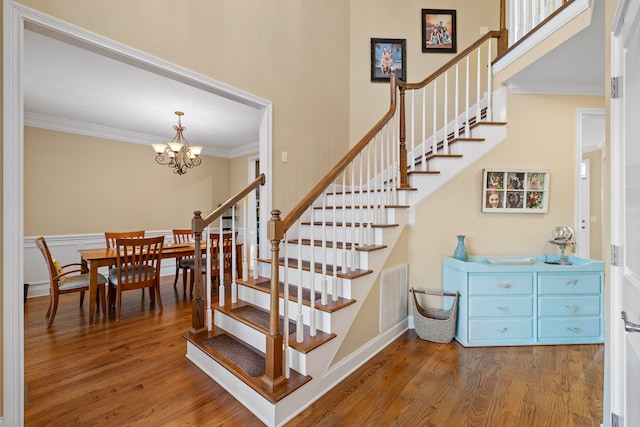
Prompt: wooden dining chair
<box><xmin>107</xmin><ymin>236</ymin><xmax>164</xmax><ymax>321</ymax></box>
<box><xmin>172</xmin><ymin>228</ymin><xmax>194</xmax><ymax>289</ymax></box>
<box><xmin>182</xmin><ymin>232</ymin><xmax>236</xmax><ymax>295</ymax></box>
<box><xmin>35</xmin><ymin>236</ymin><xmax>108</xmax><ymax>328</ymax></box>
<box><xmin>105</xmin><ymin>230</ymin><xmax>146</xmax><ymax>295</ymax></box>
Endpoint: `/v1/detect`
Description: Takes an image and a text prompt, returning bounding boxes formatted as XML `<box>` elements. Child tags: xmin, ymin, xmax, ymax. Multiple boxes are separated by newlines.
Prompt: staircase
<box><xmin>183</xmin><ymin>32</ymin><xmax>508</xmax><ymax>426</ymax></box>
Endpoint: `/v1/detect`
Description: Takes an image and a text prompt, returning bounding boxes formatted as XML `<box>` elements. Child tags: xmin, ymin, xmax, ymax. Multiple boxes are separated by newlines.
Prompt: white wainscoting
<box><xmin>24</xmin><ymin>230</ymin><xmax>246</xmax><ymax>298</ymax></box>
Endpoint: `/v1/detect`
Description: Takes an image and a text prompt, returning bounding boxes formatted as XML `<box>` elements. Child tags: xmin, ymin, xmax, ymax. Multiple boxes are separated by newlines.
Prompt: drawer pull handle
<box><xmin>566</xmin><ymin>305</ymin><xmax>578</xmax><ymax>314</ymax></box>
<box><xmin>497</xmin><ymin>327</ymin><xmax>508</xmax><ymax>333</ymax></box>
<box><xmin>566</xmin><ymin>279</ymin><xmax>578</xmax><ymax>286</ymax></box>
<box><xmin>497</xmin><ymin>306</ymin><xmax>509</xmax><ymax>314</ymax></box>
<box><xmin>567</xmin><ymin>327</ymin><xmax>581</xmax><ymax>334</ymax></box>
<box><xmin>498</xmin><ymin>283</ymin><xmax>511</xmax><ymax>289</ymax></box>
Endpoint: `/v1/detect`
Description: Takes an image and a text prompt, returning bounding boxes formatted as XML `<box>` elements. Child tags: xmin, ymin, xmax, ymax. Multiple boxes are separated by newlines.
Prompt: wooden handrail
<box><xmin>281</xmin><ymin>75</ymin><xmax>398</xmax><ymax>233</ymax></box>
<box><xmin>189</xmin><ymin>173</ymin><xmax>266</xmax><ymax>335</ymax></box>
<box><xmin>194</xmin><ymin>173</ymin><xmax>266</xmax><ymax>233</ymax></box>
<box><xmin>401</xmin><ymin>31</ymin><xmax>502</xmax><ymax>91</ymax></box>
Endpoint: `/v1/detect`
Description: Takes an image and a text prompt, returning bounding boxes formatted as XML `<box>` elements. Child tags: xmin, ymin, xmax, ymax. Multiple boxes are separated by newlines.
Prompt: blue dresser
<box><xmin>442</xmin><ymin>256</ymin><xmax>604</xmax><ymax>347</ymax></box>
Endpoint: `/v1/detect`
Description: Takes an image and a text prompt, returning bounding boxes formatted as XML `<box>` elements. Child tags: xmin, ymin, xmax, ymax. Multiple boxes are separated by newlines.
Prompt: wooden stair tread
<box><xmin>408</xmin><ymin>170</ymin><xmax>441</xmax><ymax>175</ymax></box>
<box><xmin>313</xmin><ymin>204</ymin><xmax>409</xmax><ymax>210</ymax></box>
<box><xmin>238</xmin><ymin>276</ymin><xmax>357</xmax><ymax>313</ymax></box>
<box><xmin>303</xmin><ymin>221</ymin><xmax>399</xmax><ymax>229</ymax></box>
<box><xmin>286</xmin><ymin>238</ymin><xmax>387</xmax><ymax>252</ymax></box>
<box><xmin>256</xmin><ymin>257</ymin><xmax>373</xmax><ymax>279</ymax></box>
<box><xmin>329</xmin><ymin>187</ymin><xmax>416</xmax><ymax>196</ymax></box>
<box><xmin>213</xmin><ymin>301</ymin><xmax>337</xmax><ymax>354</ymax></box>
<box><xmin>184</xmin><ymin>328</ymin><xmax>311</xmax><ymax>403</ymax></box>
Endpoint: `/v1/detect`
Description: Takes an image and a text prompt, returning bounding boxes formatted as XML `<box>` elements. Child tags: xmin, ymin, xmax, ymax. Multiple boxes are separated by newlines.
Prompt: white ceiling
<box><xmin>23</xmin><ymin>27</ymin><xmax>262</xmax><ymax>159</ymax></box>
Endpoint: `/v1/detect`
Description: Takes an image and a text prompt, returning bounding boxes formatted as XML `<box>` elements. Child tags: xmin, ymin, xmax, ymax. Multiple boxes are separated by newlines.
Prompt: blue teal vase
<box><xmin>453</xmin><ymin>235</ymin><xmax>468</xmax><ymax>261</ymax></box>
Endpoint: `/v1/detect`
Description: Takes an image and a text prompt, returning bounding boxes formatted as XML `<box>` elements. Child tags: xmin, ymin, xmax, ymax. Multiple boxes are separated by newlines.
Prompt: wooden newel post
<box><xmin>190</xmin><ymin>210</ymin><xmax>206</xmax><ymax>336</ymax></box>
<box><xmin>263</xmin><ymin>209</ymin><xmax>285</xmax><ymax>390</ymax></box>
<box><xmin>398</xmin><ymin>81</ymin><xmax>409</xmax><ymax>189</ymax></box>
<box><xmin>498</xmin><ymin>0</ymin><xmax>509</xmax><ymax>55</ymax></box>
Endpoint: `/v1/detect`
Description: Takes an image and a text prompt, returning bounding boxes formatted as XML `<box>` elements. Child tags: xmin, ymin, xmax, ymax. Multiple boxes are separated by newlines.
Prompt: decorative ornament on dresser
<box><xmin>453</xmin><ymin>235</ymin><xmax>468</xmax><ymax>261</ymax></box>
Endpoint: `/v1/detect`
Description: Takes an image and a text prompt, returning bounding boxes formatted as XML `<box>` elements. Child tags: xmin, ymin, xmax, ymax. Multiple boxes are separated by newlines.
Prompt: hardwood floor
<box><xmin>24</xmin><ymin>276</ymin><xmax>603</xmax><ymax>426</ymax></box>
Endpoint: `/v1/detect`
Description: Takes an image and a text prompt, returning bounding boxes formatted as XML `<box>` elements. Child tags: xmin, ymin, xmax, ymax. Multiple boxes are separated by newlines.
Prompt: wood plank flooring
<box><xmin>24</xmin><ymin>276</ymin><xmax>603</xmax><ymax>426</ymax></box>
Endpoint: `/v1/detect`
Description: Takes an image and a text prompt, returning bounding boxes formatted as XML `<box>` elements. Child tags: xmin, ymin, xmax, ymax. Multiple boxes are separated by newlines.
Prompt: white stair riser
<box><xmin>284</xmin><ymin>243</ymin><xmax>369</xmax><ymax>271</ymax></box>
<box><xmin>277</xmin><ymin>265</ymin><xmax>354</xmax><ymax>299</ymax></box>
<box><xmin>299</xmin><ymin>224</ymin><xmax>384</xmax><ymax>245</ymax></box>
<box><xmin>323</xmin><ymin>191</ymin><xmax>398</xmax><ymax>207</ymax></box>
<box><xmin>237</xmin><ymin>284</ymin><xmax>336</xmax><ymax>333</ymax></box>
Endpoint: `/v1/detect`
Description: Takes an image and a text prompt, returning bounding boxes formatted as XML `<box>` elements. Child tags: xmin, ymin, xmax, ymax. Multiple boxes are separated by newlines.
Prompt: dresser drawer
<box><xmin>469</xmin><ymin>318</ymin><xmax>533</xmax><ymax>341</ymax></box>
<box><xmin>468</xmin><ymin>274</ymin><xmax>533</xmax><ymax>296</ymax></box>
<box><xmin>538</xmin><ymin>317</ymin><xmax>601</xmax><ymax>339</ymax></box>
<box><xmin>538</xmin><ymin>274</ymin><xmax>601</xmax><ymax>295</ymax></box>
<box><xmin>469</xmin><ymin>296</ymin><xmax>533</xmax><ymax>317</ymax></box>
<box><xmin>538</xmin><ymin>296</ymin><xmax>601</xmax><ymax>317</ymax></box>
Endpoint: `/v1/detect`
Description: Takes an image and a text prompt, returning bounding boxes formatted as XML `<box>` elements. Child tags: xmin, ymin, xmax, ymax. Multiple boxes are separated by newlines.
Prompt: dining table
<box><xmin>78</xmin><ymin>241</ymin><xmax>243</xmax><ymax>323</ymax></box>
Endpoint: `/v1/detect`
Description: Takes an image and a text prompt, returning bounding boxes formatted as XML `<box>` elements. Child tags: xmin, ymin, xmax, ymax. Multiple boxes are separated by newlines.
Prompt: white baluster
<box><xmin>205</xmin><ymin>226</ymin><xmax>212</xmax><ymax>331</ymax></box>
<box><xmin>454</xmin><ymin>62</ymin><xmax>460</xmax><ymax>138</ymax></box>
<box><xmin>321</xmin><ymin>192</ymin><xmax>328</xmax><ymax>306</ymax></box>
<box><xmin>443</xmin><ymin>69</ymin><xmax>449</xmax><ymax>154</ymax></box>
<box><xmin>465</xmin><ymin>55</ymin><xmax>470</xmax><ymax>136</ymax></box>
<box><xmin>476</xmin><ymin>47</ymin><xmax>481</xmax><ymax>120</ymax></box>
<box><xmin>433</xmin><ymin>78</ymin><xmax>438</xmax><ymax>154</ymax></box>
<box><xmin>283</xmin><ymin>235</ymin><xmax>290</xmax><ymax>377</ymax></box>
<box><xmin>242</xmin><ymin>197</ymin><xmax>248</xmax><ymax>281</ymax></box>
<box><xmin>422</xmin><ymin>87</ymin><xmax>427</xmax><ymax>171</ymax></box>
<box><xmin>310</xmin><ymin>207</ymin><xmax>316</xmax><ymax>336</ymax></box>
<box><xmin>231</xmin><ymin>205</ymin><xmax>237</xmax><ymax>304</ymax></box>
<box><xmin>218</xmin><ymin>220</ymin><xmax>225</xmax><ymax>307</ymax></box>
<box><xmin>487</xmin><ymin>39</ymin><xmax>493</xmax><ymax>121</ymax></box>
<box><xmin>296</xmin><ymin>218</ymin><xmax>304</xmax><ymax>343</ymax></box>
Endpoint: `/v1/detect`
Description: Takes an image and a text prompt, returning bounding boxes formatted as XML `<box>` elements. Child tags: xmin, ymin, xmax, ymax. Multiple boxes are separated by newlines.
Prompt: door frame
<box><xmin>575</xmin><ymin>108</ymin><xmax>605</xmax><ymax>259</ymax></box>
<box><xmin>607</xmin><ymin>0</ymin><xmax>640</xmax><ymax>424</ymax></box>
<box><xmin>3</xmin><ymin>2</ymin><xmax>273</xmax><ymax>424</ymax></box>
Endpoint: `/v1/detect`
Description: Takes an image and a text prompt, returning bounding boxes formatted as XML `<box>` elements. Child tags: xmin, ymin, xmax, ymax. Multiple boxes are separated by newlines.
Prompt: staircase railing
<box><xmin>189</xmin><ymin>173</ymin><xmax>266</xmax><ymax>336</ymax></box>
<box><xmin>399</xmin><ymin>31</ymin><xmax>503</xmax><ymax>173</ymax></box>
<box><xmin>508</xmin><ymin>0</ymin><xmax>573</xmax><ymax>46</ymax></box>
<box><xmin>262</xmin><ymin>27</ymin><xmax>510</xmax><ymax>389</ymax></box>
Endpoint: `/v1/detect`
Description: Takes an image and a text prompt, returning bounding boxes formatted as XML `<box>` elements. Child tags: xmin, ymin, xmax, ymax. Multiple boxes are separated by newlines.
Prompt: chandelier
<box><xmin>152</xmin><ymin>111</ymin><xmax>203</xmax><ymax>175</ymax></box>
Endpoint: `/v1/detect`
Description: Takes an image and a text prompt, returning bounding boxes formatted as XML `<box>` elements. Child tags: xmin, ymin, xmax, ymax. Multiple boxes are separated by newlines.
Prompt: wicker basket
<box><xmin>411</xmin><ymin>288</ymin><xmax>459</xmax><ymax>343</ymax></box>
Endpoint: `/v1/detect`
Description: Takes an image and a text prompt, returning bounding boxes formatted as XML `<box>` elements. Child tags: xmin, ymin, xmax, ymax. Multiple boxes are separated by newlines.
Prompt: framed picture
<box><xmin>422</xmin><ymin>9</ymin><xmax>457</xmax><ymax>53</ymax></box>
<box><xmin>370</xmin><ymin>38</ymin><xmax>406</xmax><ymax>82</ymax></box>
<box><xmin>482</xmin><ymin>169</ymin><xmax>550</xmax><ymax>213</ymax></box>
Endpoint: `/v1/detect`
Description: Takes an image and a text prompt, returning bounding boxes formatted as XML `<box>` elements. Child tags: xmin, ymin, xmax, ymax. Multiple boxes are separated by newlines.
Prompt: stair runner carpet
<box><xmin>202</xmin><ymin>333</ymin><xmax>265</xmax><ymax>377</ymax></box>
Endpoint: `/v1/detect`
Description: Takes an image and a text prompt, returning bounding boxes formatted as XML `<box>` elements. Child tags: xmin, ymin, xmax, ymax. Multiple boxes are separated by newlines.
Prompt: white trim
<box><xmin>4</xmin><ymin>1</ymin><xmax>273</xmax><ymax>423</ymax></box>
<box><xmin>575</xmin><ymin>108</ymin><xmax>605</xmax><ymax>262</ymax></box>
<box><xmin>3</xmin><ymin>1</ymin><xmax>25</xmax><ymax>425</ymax></box>
<box><xmin>24</xmin><ymin>112</ymin><xmax>259</xmax><ymax>159</ymax></box>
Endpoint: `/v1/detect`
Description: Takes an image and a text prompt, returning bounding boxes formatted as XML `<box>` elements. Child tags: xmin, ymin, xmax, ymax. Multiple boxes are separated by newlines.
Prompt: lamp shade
<box><xmin>189</xmin><ymin>146</ymin><xmax>203</xmax><ymax>157</ymax></box>
<box><xmin>152</xmin><ymin>143</ymin><xmax>167</xmax><ymax>154</ymax></box>
<box><xmin>167</xmin><ymin>142</ymin><xmax>184</xmax><ymax>152</ymax></box>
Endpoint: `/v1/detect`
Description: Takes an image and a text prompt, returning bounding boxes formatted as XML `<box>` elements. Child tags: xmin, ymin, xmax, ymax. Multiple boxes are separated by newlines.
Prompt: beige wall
<box><xmin>408</xmin><ymin>92</ymin><xmax>605</xmax><ymax>292</ymax></box>
<box><xmin>349</xmin><ymin>0</ymin><xmax>501</xmax><ymax>145</ymax></box>
<box><xmin>24</xmin><ymin>127</ymin><xmax>231</xmax><ymax>235</ymax></box>
<box><xmin>17</xmin><ymin>0</ymin><xmax>351</xmax><ymax>216</ymax></box>
<box><xmin>584</xmin><ymin>149</ymin><xmax>603</xmax><ymax>260</ymax></box>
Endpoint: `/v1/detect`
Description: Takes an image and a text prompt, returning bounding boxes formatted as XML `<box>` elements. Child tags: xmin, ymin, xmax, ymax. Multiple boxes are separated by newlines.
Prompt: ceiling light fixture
<box><xmin>152</xmin><ymin>111</ymin><xmax>203</xmax><ymax>175</ymax></box>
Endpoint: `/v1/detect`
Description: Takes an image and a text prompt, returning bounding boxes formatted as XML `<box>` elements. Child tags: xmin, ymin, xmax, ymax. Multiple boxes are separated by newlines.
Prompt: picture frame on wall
<box><xmin>421</xmin><ymin>9</ymin><xmax>457</xmax><ymax>54</ymax></box>
<box><xmin>370</xmin><ymin>38</ymin><xmax>407</xmax><ymax>82</ymax></box>
<box><xmin>482</xmin><ymin>169</ymin><xmax>550</xmax><ymax>213</ymax></box>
